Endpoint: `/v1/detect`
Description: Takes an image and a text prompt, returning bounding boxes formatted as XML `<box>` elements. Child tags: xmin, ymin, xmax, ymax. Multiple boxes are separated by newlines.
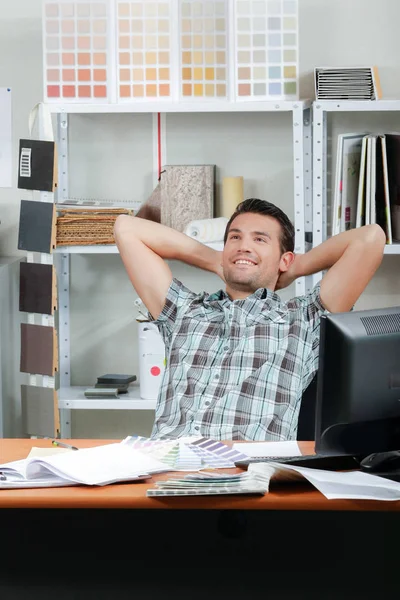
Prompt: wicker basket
<box><xmin>56</xmin><ymin>208</ymin><xmax>133</xmax><ymax>246</ymax></box>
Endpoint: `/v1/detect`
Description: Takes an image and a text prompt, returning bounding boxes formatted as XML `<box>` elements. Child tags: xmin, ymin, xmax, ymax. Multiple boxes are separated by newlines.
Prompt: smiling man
<box><xmin>114</xmin><ymin>198</ymin><xmax>386</xmax><ymax>441</ymax></box>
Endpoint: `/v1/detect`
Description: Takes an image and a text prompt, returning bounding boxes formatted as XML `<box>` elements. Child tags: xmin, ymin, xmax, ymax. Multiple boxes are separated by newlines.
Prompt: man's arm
<box><xmin>278</xmin><ymin>224</ymin><xmax>386</xmax><ymax>312</ymax></box>
<box><xmin>114</xmin><ymin>215</ymin><xmax>223</xmax><ymax>320</ymax></box>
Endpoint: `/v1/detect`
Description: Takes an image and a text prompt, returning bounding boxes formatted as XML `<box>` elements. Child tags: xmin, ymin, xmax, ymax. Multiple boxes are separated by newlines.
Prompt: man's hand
<box><xmin>214</xmin><ymin>251</ymin><xmax>225</xmax><ymax>283</ymax></box>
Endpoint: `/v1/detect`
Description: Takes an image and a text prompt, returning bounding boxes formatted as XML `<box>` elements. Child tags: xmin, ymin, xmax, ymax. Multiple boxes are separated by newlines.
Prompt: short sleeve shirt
<box><xmin>150</xmin><ymin>278</ymin><xmax>328</xmax><ymax>441</ymax></box>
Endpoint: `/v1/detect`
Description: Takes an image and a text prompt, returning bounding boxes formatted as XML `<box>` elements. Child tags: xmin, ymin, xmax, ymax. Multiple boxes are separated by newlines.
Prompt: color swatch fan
<box><xmin>43</xmin><ymin>0</ymin><xmax>111</xmax><ymax>103</ymax></box>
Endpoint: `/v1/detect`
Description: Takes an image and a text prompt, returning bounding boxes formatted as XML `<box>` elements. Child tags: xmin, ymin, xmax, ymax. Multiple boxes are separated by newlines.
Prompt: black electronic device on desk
<box><xmin>235</xmin><ymin>454</ymin><xmax>361</xmax><ymax>471</ymax></box>
<box><xmin>315</xmin><ymin>306</ymin><xmax>400</xmax><ymax>458</ymax></box>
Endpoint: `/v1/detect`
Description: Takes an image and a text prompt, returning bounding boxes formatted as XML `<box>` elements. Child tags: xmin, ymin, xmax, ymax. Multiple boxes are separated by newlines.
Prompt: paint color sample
<box><xmin>43</xmin><ymin>1</ymin><xmax>109</xmax><ymax>101</ymax></box>
<box><xmin>235</xmin><ymin>0</ymin><xmax>298</xmax><ymax>100</ymax></box>
<box><xmin>18</xmin><ymin>200</ymin><xmax>56</xmax><ymax>254</ymax></box>
<box><xmin>20</xmin><ymin>324</ymin><xmax>57</xmax><ymax>377</ymax></box>
<box><xmin>180</xmin><ymin>0</ymin><xmax>228</xmax><ymax>99</ymax></box>
<box><xmin>21</xmin><ymin>385</ymin><xmax>59</xmax><ymax>437</ymax></box>
<box><xmin>117</xmin><ymin>1</ymin><xmax>172</xmax><ymax>100</ymax></box>
<box><xmin>19</xmin><ymin>263</ymin><xmax>56</xmax><ymax>316</ymax></box>
<box><xmin>18</xmin><ymin>139</ymin><xmax>57</xmax><ymax>192</ymax></box>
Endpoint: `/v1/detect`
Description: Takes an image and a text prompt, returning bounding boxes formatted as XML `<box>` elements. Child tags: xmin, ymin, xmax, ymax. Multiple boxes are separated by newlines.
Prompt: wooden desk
<box><xmin>0</xmin><ymin>438</ymin><xmax>399</xmax><ymax>511</ymax></box>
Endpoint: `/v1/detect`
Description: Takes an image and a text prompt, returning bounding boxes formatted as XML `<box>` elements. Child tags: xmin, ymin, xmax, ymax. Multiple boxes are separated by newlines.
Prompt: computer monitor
<box><xmin>315</xmin><ymin>306</ymin><xmax>400</xmax><ymax>457</ymax></box>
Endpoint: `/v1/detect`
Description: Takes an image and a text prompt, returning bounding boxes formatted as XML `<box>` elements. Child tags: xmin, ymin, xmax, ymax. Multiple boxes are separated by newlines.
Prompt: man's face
<box><xmin>222</xmin><ymin>212</ymin><xmax>291</xmax><ymax>298</ymax></box>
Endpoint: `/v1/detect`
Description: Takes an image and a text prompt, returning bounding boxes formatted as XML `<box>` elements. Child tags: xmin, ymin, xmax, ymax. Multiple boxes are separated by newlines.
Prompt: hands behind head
<box><xmin>275</xmin><ymin>254</ymin><xmax>299</xmax><ymax>291</ymax></box>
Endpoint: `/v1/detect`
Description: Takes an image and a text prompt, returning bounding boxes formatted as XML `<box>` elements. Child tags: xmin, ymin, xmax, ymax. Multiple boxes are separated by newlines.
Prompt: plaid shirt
<box><xmin>150</xmin><ymin>278</ymin><xmax>328</xmax><ymax>441</ymax></box>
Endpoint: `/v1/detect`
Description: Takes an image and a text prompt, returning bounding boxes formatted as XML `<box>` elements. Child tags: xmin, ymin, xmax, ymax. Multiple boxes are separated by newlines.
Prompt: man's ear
<box><xmin>279</xmin><ymin>251</ymin><xmax>295</xmax><ymax>273</ymax></box>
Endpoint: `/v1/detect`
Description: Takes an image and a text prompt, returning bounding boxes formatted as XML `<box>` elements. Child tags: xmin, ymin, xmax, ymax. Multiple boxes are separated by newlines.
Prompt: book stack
<box><xmin>315</xmin><ymin>67</ymin><xmax>382</xmax><ymax>101</ymax></box>
<box><xmin>332</xmin><ymin>132</ymin><xmax>400</xmax><ymax>243</ymax></box>
<box><xmin>84</xmin><ymin>374</ymin><xmax>137</xmax><ymax>399</ymax></box>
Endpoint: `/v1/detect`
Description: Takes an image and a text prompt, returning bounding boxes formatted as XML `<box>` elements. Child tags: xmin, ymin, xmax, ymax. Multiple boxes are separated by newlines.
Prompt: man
<box><xmin>114</xmin><ymin>198</ymin><xmax>386</xmax><ymax>441</ymax></box>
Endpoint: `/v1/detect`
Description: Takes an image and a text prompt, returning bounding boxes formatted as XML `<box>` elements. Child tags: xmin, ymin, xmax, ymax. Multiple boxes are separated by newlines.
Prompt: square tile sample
<box><xmin>117</xmin><ymin>1</ymin><xmax>172</xmax><ymax>100</ymax></box>
<box><xmin>235</xmin><ymin>0</ymin><xmax>298</xmax><ymax>100</ymax></box>
<box><xmin>180</xmin><ymin>0</ymin><xmax>228</xmax><ymax>100</ymax></box>
<box><xmin>43</xmin><ymin>0</ymin><xmax>110</xmax><ymax>102</ymax></box>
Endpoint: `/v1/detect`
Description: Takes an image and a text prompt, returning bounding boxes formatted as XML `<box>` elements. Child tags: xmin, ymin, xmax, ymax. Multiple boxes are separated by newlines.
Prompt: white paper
<box><xmin>249</xmin><ymin>462</ymin><xmax>400</xmax><ymax>502</ymax></box>
<box><xmin>0</xmin><ymin>88</ymin><xmax>12</xmax><ymax>188</ymax></box>
<box><xmin>0</xmin><ymin>442</ymin><xmax>171</xmax><ymax>487</ymax></box>
<box><xmin>27</xmin><ymin>447</ymin><xmax>72</xmax><ymax>458</ymax></box>
<box><xmin>232</xmin><ymin>440</ymin><xmax>301</xmax><ymax>458</ymax></box>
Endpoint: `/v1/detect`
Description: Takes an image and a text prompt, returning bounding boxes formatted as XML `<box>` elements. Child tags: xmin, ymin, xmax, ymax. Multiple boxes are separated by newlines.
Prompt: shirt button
<box><xmin>214</xmin><ymin>374</ymin><xmax>220</xmax><ymax>380</ymax></box>
<box><xmin>194</xmin><ymin>426</ymin><xmax>200</xmax><ymax>431</ymax></box>
<box><xmin>205</xmin><ymin>401</ymin><xmax>210</xmax><ymax>406</ymax></box>
<box><xmin>223</xmin><ymin>345</ymin><xmax>229</xmax><ymax>351</ymax></box>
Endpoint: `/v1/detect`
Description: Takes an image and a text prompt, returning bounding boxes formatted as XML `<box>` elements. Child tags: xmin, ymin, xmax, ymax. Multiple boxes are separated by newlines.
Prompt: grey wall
<box><xmin>0</xmin><ymin>0</ymin><xmax>399</xmax><ymax>438</ymax></box>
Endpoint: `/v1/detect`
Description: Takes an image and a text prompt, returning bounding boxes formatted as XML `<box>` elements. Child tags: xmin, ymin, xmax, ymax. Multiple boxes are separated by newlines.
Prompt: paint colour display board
<box><xmin>18</xmin><ymin>200</ymin><xmax>57</xmax><ymax>254</ymax></box>
<box><xmin>20</xmin><ymin>323</ymin><xmax>58</xmax><ymax>377</ymax></box>
<box><xmin>19</xmin><ymin>263</ymin><xmax>57</xmax><ymax>316</ymax></box>
<box><xmin>42</xmin><ymin>0</ymin><xmax>112</xmax><ymax>103</ymax></box>
<box><xmin>42</xmin><ymin>0</ymin><xmax>299</xmax><ymax>104</ymax></box>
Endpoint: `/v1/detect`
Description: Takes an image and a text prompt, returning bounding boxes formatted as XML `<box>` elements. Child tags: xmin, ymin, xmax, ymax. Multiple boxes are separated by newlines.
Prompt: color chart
<box><xmin>41</xmin><ymin>0</ymin><xmax>300</xmax><ymax>105</ymax></box>
<box><xmin>117</xmin><ymin>1</ymin><xmax>173</xmax><ymax>101</ymax></box>
<box><xmin>43</xmin><ymin>1</ymin><xmax>111</xmax><ymax>103</ymax></box>
<box><xmin>179</xmin><ymin>0</ymin><xmax>228</xmax><ymax>100</ymax></box>
<box><xmin>234</xmin><ymin>0</ymin><xmax>299</xmax><ymax>100</ymax></box>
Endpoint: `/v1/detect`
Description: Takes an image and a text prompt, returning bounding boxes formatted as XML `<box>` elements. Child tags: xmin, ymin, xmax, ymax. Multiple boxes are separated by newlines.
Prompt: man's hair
<box><xmin>223</xmin><ymin>198</ymin><xmax>295</xmax><ymax>254</ymax></box>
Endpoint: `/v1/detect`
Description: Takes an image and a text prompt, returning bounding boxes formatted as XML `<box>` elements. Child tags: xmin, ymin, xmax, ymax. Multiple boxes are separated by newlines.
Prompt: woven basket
<box><xmin>56</xmin><ymin>208</ymin><xmax>133</xmax><ymax>246</ymax></box>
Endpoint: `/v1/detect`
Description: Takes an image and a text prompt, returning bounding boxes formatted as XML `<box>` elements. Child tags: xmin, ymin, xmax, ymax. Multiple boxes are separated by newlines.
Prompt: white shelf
<box><xmin>58</xmin><ymin>385</ymin><xmax>156</xmax><ymax>410</ymax></box>
<box><xmin>54</xmin><ymin>241</ymin><xmax>224</xmax><ymax>254</ymax></box>
<box><xmin>49</xmin><ymin>100</ymin><xmax>311</xmax><ymax>114</ymax></box>
<box><xmin>314</xmin><ymin>100</ymin><xmax>400</xmax><ymax>112</ymax></box>
<box><xmin>384</xmin><ymin>244</ymin><xmax>400</xmax><ymax>255</ymax></box>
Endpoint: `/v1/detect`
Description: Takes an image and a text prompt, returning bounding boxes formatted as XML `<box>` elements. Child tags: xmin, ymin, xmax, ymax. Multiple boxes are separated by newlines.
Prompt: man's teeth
<box><xmin>235</xmin><ymin>260</ymin><xmax>255</xmax><ymax>265</ymax></box>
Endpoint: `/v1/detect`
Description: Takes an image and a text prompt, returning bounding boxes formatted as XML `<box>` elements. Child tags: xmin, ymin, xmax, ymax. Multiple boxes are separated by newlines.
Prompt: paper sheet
<box><xmin>0</xmin><ymin>88</ymin><xmax>12</xmax><ymax>188</ymax></box>
<box><xmin>249</xmin><ymin>462</ymin><xmax>400</xmax><ymax>502</ymax></box>
<box><xmin>27</xmin><ymin>447</ymin><xmax>72</xmax><ymax>458</ymax></box>
<box><xmin>232</xmin><ymin>441</ymin><xmax>302</xmax><ymax>458</ymax></box>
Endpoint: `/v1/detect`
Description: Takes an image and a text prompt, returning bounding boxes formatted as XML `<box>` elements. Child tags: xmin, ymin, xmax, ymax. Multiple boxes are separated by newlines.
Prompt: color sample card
<box><xmin>21</xmin><ymin>385</ymin><xmax>59</xmax><ymax>438</ymax></box>
<box><xmin>19</xmin><ymin>263</ymin><xmax>56</xmax><ymax>316</ymax></box>
<box><xmin>180</xmin><ymin>0</ymin><xmax>228</xmax><ymax>100</ymax></box>
<box><xmin>43</xmin><ymin>1</ymin><xmax>110</xmax><ymax>102</ymax></box>
<box><xmin>117</xmin><ymin>1</ymin><xmax>172</xmax><ymax>100</ymax></box>
<box><xmin>20</xmin><ymin>324</ymin><xmax>57</xmax><ymax>377</ymax></box>
<box><xmin>235</xmin><ymin>0</ymin><xmax>298</xmax><ymax>100</ymax></box>
<box><xmin>18</xmin><ymin>200</ymin><xmax>56</xmax><ymax>254</ymax></box>
<box><xmin>17</xmin><ymin>140</ymin><xmax>57</xmax><ymax>193</ymax></box>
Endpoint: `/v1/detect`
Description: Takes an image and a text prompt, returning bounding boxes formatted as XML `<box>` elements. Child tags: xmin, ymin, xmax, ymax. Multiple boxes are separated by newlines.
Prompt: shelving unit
<box><xmin>312</xmin><ymin>100</ymin><xmax>400</xmax><ymax>286</ymax></box>
<box><xmin>53</xmin><ymin>99</ymin><xmax>313</xmax><ymax>437</ymax></box>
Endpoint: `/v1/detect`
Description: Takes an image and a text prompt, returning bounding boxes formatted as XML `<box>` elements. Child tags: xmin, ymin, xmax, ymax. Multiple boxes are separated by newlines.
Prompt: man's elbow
<box><xmin>114</xmin><ymin>214</ymin><xmax>134</xmax><ymax>243</ymax></box>
<box><xmin>363</xmin><ymin>224</ymin><xmax>386</xmax><ymax>250</ymax></box>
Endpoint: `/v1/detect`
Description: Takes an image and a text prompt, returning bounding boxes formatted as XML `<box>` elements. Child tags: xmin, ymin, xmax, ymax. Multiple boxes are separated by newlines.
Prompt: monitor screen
<box><xmin>315</xmin><ymin>306</ymin><xmax>400</xmax><ymax>457</ymax></box>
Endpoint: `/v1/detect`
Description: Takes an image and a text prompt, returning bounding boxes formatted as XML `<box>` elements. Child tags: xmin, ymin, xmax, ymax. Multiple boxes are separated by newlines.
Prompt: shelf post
<box><xmin>56</xmin><ymin>112</ymin><xmax>71</xmax><ymax>437</ymax></box>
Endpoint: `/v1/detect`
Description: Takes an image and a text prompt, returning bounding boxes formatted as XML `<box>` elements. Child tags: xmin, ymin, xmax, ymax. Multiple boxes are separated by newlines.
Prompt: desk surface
<box><xmin>0</xmin><ymin>438</ymin><xmax>399</xmax><ymax>511</ymax></box>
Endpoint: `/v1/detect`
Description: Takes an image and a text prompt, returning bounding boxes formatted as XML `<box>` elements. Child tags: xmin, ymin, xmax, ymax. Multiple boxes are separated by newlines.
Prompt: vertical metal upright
<box><xmin>311</xmin><ymin>102</ymin><xmax>328</xmax><ymax>288</ymax></box>
<box><xmin>56</xmin><ymin>111</ymin><xmax>72</xmax><ymax>437</ymax></box>
<box><xmin>292</xmin><ymin>102</ymin><xmax>313</xmax><ymax>296</ymax></box>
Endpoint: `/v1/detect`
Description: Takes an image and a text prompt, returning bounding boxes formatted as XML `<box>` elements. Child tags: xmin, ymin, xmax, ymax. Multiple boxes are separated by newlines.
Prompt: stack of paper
<box><xmin>0</xmin><ymin>443</ymin><xmax>170</xmax><ymax>489</ymax></box>
<box><xmin>122</xmin><ymin>436</ymin><xmax>249</xmax><ymax>471</ymax></box>
<box><xmin>147</xmin><ymin>471</ymin><xmax>270</xmax><ymax>497</ymax></box>
<box><xmin>315</xmin><ymin>67</ymin><xmax>382</xmax><ymax>100</ymax></box>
